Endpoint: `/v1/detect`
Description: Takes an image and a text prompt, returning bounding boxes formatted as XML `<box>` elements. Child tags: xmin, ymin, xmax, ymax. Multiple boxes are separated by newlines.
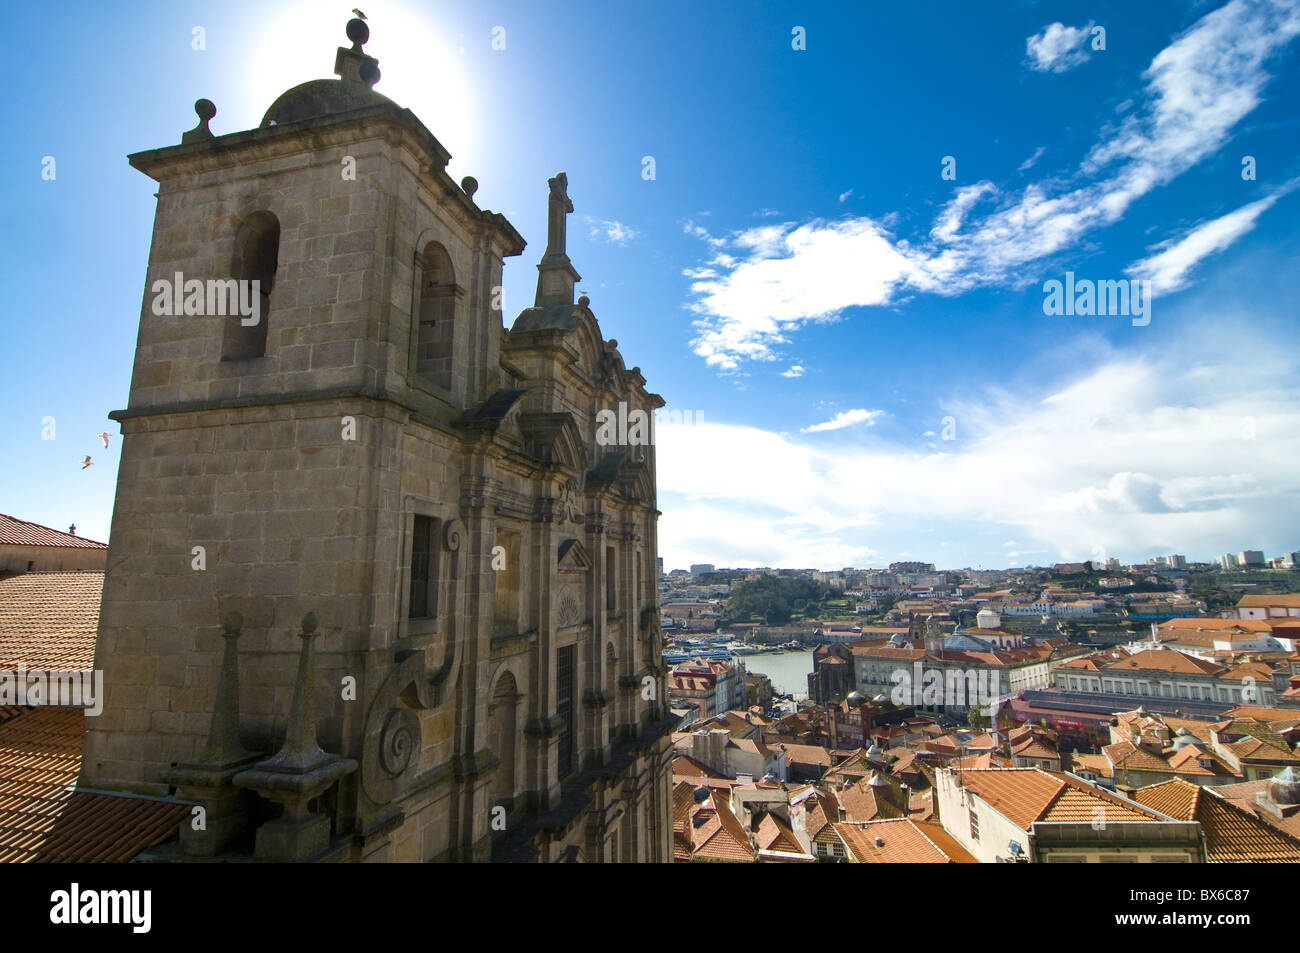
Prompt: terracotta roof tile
<box><xmin>958</xmin><ymin>768</ymin><xmax>1161</xmax><ymax>828</ymax></box>
<box><xmin>0</xmin><ymin>707</ymin><xmax>188</xmax><ymax>863</ymax></box>
<box><xmin>1135</xmin><ymin>779</ymin><xmax>1300</xmax><ymax>862</ymax></box>
<box><xmin>0</xmin><ymin>572</ymin><xmax>103</xmax><ymax>671</ymax></box>
<box><xmin>0</xmin><ymin>516</ymin><xmax>106</xmax><ymax>549</ymax></box>
<box><xmin>835</xmin><ymin>818</ymin><xmax>976</xmax><ymax>863</ymax></box>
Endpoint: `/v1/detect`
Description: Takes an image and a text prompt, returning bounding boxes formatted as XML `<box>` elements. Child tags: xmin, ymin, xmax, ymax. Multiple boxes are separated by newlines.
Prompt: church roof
<box><xmin>511</xmin><ymin>303</ymin><xmax>585</xmax><ymax>334</ymax></box>
<box><xmin>944</xmin><ymin>630</ymin><xmax>997</xmax><ymax>651</ymax></box>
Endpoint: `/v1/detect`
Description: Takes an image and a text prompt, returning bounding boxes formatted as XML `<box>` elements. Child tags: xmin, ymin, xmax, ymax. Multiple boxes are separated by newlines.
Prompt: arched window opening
<box><xmin>223</xmin><ymin>211</ymin><xmax>280</xmax><ymax>360</ymax></box>
<box><xmin>489</xmin><ymin>672</ymin><xmax>519</xmax><ymax>808</ymax></box>
<box><xmin>416</xmin><ymin>241</ymin><xmax>457</xmax><ymax>390</ymax></box>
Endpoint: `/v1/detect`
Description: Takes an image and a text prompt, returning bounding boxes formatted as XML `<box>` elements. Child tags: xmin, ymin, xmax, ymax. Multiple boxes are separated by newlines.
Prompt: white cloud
<box><xmin>838</xmin><ymin>189</ymin><xmax>854</xmax><ymax>203</ymax></box>
<box><xmin>686</xmin><ymin>0</ymin><xmax>1300</xmax><ymax>370</ymax></box>
<box><xmin>1018</xmin><ymin>146</ymin><xmax>1046</xmax><ymax>172</ymax></box>
<box><xmin>1026</xmin><ymin>22</ymin><xmax>1096</xmax><ymax>73</ymax></box>
<box><xmin>586</xmin><ymin>216</ymin><xmax>637</xmax><ymax>245</ymax></box>
<box><xmin>1128</xmin><ymin>183</ymin><xmax>1297</xmax><ymax>291</ymax></box>
<box><xmin>780</xmin><ymin>364</ymin><xmax>805</xmax><ymax>378</ymax></box>
<box><xmin>800</xmin><ymin>408</ymin><xmax>884</xmax><ymax>433</ymax></box>
<box><xmin>656</xmin><ymin>325</ymin><xmax>1300</xmax><ymax>571</ymax></box>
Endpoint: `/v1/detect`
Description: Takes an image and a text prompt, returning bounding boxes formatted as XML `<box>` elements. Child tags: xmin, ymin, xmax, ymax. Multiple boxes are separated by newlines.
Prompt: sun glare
<box><xmin>243</xmin><ymin>1</ymin><xmax>482</xmax><ymax>169</ymax></box>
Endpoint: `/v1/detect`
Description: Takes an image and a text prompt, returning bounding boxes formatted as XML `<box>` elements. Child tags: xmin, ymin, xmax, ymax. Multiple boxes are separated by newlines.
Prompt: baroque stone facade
<box><xmin>83</xmin><ymin>19</ymin><xmax>676</xmax><ymax>862</ymax></box>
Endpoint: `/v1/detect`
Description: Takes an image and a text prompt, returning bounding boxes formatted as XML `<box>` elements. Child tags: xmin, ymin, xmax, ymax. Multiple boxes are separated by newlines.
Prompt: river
<box><xmin>737</xmin><ymin>650</ymin><xmax>816</xmax><ymax>699</ymax></box>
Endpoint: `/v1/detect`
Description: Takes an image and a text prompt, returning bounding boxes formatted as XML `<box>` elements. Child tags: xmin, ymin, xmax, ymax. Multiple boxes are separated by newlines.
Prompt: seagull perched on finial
<box><xmin>352</xmin><ymin>8</ymin><xmax>368</xmax><ymax>18</ymax></box>
<box><xmin>81</xmin><ymin>456</ymin><xmax>93</xmax><ymax>469</ymax></box>
<box><xmin>97</xmin><ymin>432</ymin><xmax>110</xmax><ymax>449</ymax></box>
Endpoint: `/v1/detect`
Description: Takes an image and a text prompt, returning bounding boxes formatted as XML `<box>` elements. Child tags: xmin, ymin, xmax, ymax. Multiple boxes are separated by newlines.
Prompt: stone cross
<box><xmin>545</xmin><ymin>172</ymin><xmax>573</xmax><ymax>258</ymax></box>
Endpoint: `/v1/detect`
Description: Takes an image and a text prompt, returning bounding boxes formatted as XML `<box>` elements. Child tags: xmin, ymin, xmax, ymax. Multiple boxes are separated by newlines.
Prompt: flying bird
<box><xmin>352</xmin><ymin>8</ymin><xmax>367</xmax><ymax>19</ymax></box>
<box><xmin>97</xmin><ymin>432</ymin><xmax>110</xmax><ymax>449</ymax></box>
<box><xmin>81</xmin><ymin>456</ymin><xmax>93</xmax><ymax>469</ymax></box>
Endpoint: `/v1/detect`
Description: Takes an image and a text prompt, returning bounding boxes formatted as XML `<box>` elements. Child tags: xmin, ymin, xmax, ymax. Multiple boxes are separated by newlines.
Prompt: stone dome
<box><xmin>262</xmin><ymin>79</ymin><xmax>395</xmax><ymax>127</ymax></box>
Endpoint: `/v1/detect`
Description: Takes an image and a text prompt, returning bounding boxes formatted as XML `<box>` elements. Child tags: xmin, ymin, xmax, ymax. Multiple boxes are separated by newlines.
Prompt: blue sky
<box><xmin>3</xmin><ymin>0</ymin><xmax>1299</xmax><ymax>572</ymax></box>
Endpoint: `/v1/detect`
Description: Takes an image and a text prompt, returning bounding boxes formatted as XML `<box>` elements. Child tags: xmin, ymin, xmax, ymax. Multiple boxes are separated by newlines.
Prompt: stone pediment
<box><xmin>557</xmin><ymin>538</ymin><xmax>591</xmax><ymax>573</ymax></box>
<box><xmin>453</xmin><ymin>388</ymin><xmax>529</xmax><ymax>436</ymax></box>
<box><xmin>518</xmin><ymin>411</ymin><xmax>586</xmax><ymax>471</ymax></box>
<box><xmin>587</xmin><ymin>451</ymin><xmax>653</xmax><ymax>504</ymax></box>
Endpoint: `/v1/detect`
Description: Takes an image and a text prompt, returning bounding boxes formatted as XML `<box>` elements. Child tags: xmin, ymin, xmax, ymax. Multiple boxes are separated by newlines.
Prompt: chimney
<box><xmin>901</xmin><ymin>783</ymin><xmax>910</xmax><ymax>818</ymax></box>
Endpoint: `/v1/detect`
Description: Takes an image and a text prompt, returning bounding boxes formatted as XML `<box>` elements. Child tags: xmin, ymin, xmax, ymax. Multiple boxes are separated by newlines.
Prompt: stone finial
<box><xmin>259</xmin><ymin>612</ymin><xmax>328</xmax><ymax>771</ymax></box>
<box><xmin>190</xmin><ymin>611</ymin><xmax>256</xmax><ymax>767</ymax></box>
<box><xmin>233</xmin><ymin>611</ymin><xmax>358</xmax><ymax>861</ymax></box>
<box><xmin>461</xmin><ymin>176</ymin><xmax>479</xmax><ymax>199</ymax></box>
<box><xmin>160</xmin><ymin>610</ymin><xmax>264</xmax><ymax>857</ymax></box>
<box><xmin>182</xmin><ymin>99</ymin><xmax>216</xmax><ymax>144</ymax></box>
<box><xmin>336</xmin><ymin>18</ymin><xmax>381</xmax><ymax>87</ymax></box>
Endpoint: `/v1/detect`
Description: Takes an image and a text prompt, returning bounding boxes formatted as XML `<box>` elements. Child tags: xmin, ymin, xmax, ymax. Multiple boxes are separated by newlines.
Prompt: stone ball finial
<box><xmin>301</xmin><ymin>611</ymin><xmax>319</xmax><ymax>634</ymax></box>
<box><xmin>222</xmin><ymin>610</ymin><xmax>243</xmax><ymax>634</ymax></box>
<box><xmin>578</xmin><ymin>294</ymin><xmax>590</xmax><ymax>308</ymax></box>
<box><xmin>608</xmin><ymin>339</ymin><xmax>618</xmax><ymax>348</ymax></box>
<box><xmin>359</xmin><ymin>58</ymin><xmax>381</xmax><ymax>86</ymax></box>
<box><xmin>346</xmin><ymin>17</ymin><xmax>369</xmax><ymax>47</ymax></box>
<box><xmin>182</xmin><ymin>99</ymin><xmax>217</xmax><ymax>144</ymax></box>
<box><xmin>461</xmin><ymin>176</ymin><xmax>479</xmax><ymax>198</ymax></box>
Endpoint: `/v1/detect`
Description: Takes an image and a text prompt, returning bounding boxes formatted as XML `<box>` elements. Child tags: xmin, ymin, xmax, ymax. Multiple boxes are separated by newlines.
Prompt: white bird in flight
<box><xmin>81</xmin><ymin>456</ymin><xmax>93</xmax><ymax>469</ymax></box>
<box><xmin>97</xmin><ymin>432</ymin><xmax>110</xmax><ymax>449</ymax></box>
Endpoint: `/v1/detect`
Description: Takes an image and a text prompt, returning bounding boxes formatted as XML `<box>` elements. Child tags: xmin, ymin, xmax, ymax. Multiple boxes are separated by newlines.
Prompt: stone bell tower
<box><xmin>87</xmin><ymin>17</ymin><xmax>675</xmax><ymax>862</ymax></box>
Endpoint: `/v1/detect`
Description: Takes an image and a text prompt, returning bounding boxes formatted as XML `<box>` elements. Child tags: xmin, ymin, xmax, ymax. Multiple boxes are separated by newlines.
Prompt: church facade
<box><xmin>83</xmin><ymin>18</ymin><xmax>676</xmax><ymax>862</ymax></box>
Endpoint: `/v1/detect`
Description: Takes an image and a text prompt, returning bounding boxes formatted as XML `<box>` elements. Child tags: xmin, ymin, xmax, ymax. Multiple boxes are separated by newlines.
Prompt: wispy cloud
<box><xmin>838</xmin><ymin>189</ymin><xmax>854</xmax><ymax>203</ymax></box>
<box><xmin>1018</xmin><ymin>146</ymin><xmax>1047</xmax><ymax>172</ymax></box>
<box><xmin>1128</xmin><ymin>181</ymin><xmax>1298</xmax><ymax>291</ymax></box>
<box><xmin>586</xmin><ymin>216</ymin><xmax>637</xmax><ymax>245</ymax></box>
<box><xmin>800</xmin><ymin>408</ymin><xmax>883</xmax><ymax>433</ymax></box>
<box><xmin>781</xmin><ymin>364</ymin><xmax>805</xmax><ymax>378</ymax></box>
<box><xmin>685</xmin><ymin>0</ymin><xmax>1300</xmax><ymax>370</ymax></box>
<box><xmin>1026</xmin><ymin>22</ymin><xmax>1096</xmax><ymax>73</ymax></box>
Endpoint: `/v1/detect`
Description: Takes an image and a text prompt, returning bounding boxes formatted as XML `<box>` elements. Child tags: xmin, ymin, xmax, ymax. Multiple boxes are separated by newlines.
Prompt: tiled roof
<box><xmin>1105</xmin><ymin>649</ymin><xmax>1223</xmax><ymax>675</ymax></box>
<box><xmin>1103</xmin><ymin>741</ymin><xmax>1176</xmax><ymax>774</ymax></box>
<box><xmin>1011</xmin><ymin>738</ymin><xmax>1059</xmax><ymax>761</ymax></box>
<box><xmin>838</xmin><ymin>776</ymin><xmax>904</xmax><ymax>822</ymax></box>
<box><xmin>1237</xmin><ymin>595</ymin><xmax>1300</xmax><ymax>608</ymax></box>
<box><xmin>755</xmin><ymin>813</ymin><xmax>804</xmax><ymax>854</ymax></box>
<box><xmin>0</xmin><ymin>707</ymin><xmax>189</xmax><ymax>862</ymax></box>
<box><xmin>0</xmin><ymin>515</ymin><xmax>106</xmax><ymax>549</ymax></box>
<box><xmin>835</xmin><ymin>819</ymin><xmax>976</xmax><ymax>863</ymax></box>
<box><xmin>780</xmin><ymin>743</ymin><xmax>832</xmax><ymax>767</ymax></box>
<box><xmin>1158</xmin><ymin>617</ymin><xmax>1273</xmax><ymax>633</ymax></box>
<box><xmin>691</xmin><ymin>791</ymin><xmax>755</xmax><ymax>862</ymax></box>
<box><xmin>958</xmin><ymin>768</ymin><xmax>1162</xmax><ymax>829</ymax></box>
<box><xmin>1066</xmin><ymin>753</ymin><xmax>1113</xmax><ymax>778</ymax></box>
<box><xmin>0</xmin><ymin>572</ymin><xmax>103</xmax><ymax>671</ymax></box>
<box><xmin>1135</xmin><ymin>779</ymin><xmax>1300</xmax><ymax>862</ymax></box>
